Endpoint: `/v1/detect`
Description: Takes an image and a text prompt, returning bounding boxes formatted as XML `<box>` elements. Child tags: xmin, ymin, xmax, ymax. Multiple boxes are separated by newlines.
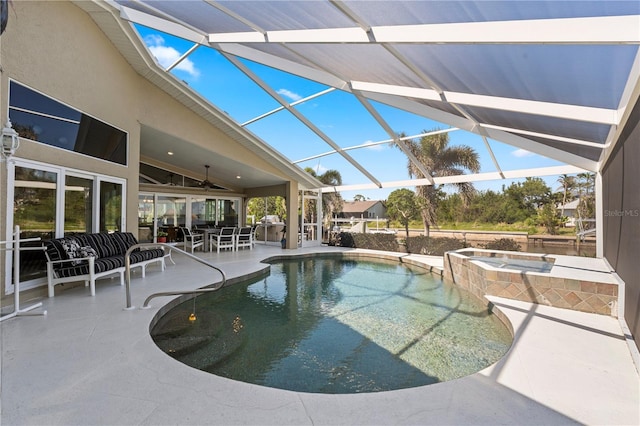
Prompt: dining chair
<box><xmin>210</xmin><ymin>227</ymin><xmax>236</xmax><ymax>253</ymax></box>
<box><xmin>180</xmin><ymin>227</ymin><xmax>204</xmax><ymax>253</ymax></box>
<box><xmin>235</xmin><ymin>226</ymin><xmax>253</xmax><ymax>250</ymax></box>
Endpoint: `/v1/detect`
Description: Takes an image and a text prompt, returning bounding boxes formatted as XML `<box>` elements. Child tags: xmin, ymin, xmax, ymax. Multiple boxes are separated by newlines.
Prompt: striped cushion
<box><xmin>55</xmin><ymin>256</ymin><xmax>125</xmax><ymax>278</ymax></box>
<box><xmin>46</xmin><ymin>233</ymin><xmax>165</xmax><ymax>278</ymax></box>
<box><xmin>76</xmin><ymin>233</ymin><xmax>120</xmax><ymax>258</ymax></box>
<box><xmin>129</xmin><ymin>248</ymin><xmax>164</xmax><ymax>264</ymax></box>
<box><xmin>112</xmin><ymin>232</ymin><xmax>140</xmax><ymax>254</ymax></box>
<box><xmin>45</xmin><ymin>239</ymin><xmax>68</xmax><ymax>262</ymax></box>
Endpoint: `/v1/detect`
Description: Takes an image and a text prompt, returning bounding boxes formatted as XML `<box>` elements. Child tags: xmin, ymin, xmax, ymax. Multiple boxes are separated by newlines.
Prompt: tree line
<box><xmin>247</xmin><ymin>129</ymin><xmax>595</xmax><ymax>239</ymax></box>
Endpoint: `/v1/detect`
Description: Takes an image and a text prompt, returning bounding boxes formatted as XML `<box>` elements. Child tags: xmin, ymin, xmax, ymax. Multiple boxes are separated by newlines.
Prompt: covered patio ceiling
<box><xmin>102</xmin><ymin>0</ymin><xmax>640</xmax><ymax>194</ymax></box>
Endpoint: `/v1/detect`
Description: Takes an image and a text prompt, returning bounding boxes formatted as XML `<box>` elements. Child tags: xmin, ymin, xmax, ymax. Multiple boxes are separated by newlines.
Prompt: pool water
<box><xmin>469</xmin><ymin>256</ymin><xmax>554</xmax><ymax>273</ymax></box>
<box><xmin>151</xmin><ymin>256</ymin><xmax>512</xmax><ymax>394</ymax></box>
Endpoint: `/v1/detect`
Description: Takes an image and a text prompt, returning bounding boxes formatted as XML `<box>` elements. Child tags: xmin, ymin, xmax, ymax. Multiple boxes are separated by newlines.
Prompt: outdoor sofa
<box><xmin>44</xmin><ymin>231</ymin><xmax>166</xmax><ymax>297</ymax></box>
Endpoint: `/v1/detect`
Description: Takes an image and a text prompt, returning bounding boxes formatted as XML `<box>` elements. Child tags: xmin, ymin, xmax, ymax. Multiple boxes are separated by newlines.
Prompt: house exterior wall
<box><xmin>338</xmin><ymin>201</ymin><xmax>387</xmax><ymax>219</ymax></box>
<box><xmin>0</xmin><ymin>1</ymin><xmax>299</xmax><ymax>298</ymax></box>
<box><xmin>367</xmin><ymin>202</ymin><xmax>387</xmax><ymax>219</ymax></box>
<box><xmin>602</xmin><ymin>93</ymin><xmax>640</xmax><ymax>352</ymax></box>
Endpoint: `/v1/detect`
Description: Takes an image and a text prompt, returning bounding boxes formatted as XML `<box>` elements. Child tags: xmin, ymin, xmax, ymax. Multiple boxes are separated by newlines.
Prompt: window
<box><xmin>157</xmin><ymin>196</ymin><xmax>186</xmax><ymax>242</ymax></box>
<box><xmin>138</xmin><ymin>195</ymin><xmax>155</xmax><ymax>243</ymax></box>
<box><xmin>138</xmin><ymin>193</ymin><xmax>241</xmax><ymax>243</ymax></box>
<box><xmin>13</xmin><ymin>166</ymin><xmax>57</xmax><ymax>283</ymax></box>
<box><xmin>140</xmin><ymin>162</ymin><xmax>227</xmax><ymax>189</ymax></box>
<box><xmin>217</xmin><ymin>199</ymin><xmax>239</xmax><ymax>227</ymax></box>
<box><xmin>100</xmin><ymin>181</ymin><xmax>123</xmax><ymax>232</ymax></box>
<box><xmin>65</xmin><ymin>175</ymin><xmax>93</xmax><ymax>236</ymax></box>
<box><xmin>8</xmin><ymin>81</ymin><xmax>128</xmax><ymax>165</ymax></box>
<box><xmin>191</xmin><ymin>198</ymin><xmax>217</xmax><ymax>227</ymax></box>
<box><xmin>6</xmin><ymin>160</ymin><xmax>126</xmax><ymax>290</ymax></box>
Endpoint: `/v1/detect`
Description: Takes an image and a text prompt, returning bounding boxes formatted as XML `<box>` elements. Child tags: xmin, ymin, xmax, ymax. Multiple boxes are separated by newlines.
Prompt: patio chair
<box><xmin>210</xmin><ymin>227</ymin><xmax>236</xmax><ymax>253</ymax></box>
<box><xmin>180</xmin><ymin>227</ymin><xmax>204</xmax><ymax>253</ymax></box>
<box><xmin>235</xmin><ymin>226</ymin><xmax>253</xmax><ymax>251</ymax></box>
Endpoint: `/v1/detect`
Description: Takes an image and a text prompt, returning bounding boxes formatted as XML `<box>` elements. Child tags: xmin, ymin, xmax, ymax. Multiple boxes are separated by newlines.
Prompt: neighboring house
<box><xmin>559</xmin><ymin>199</ymin><xmax>580</xmax><ymax>227</ymax></box>
<box><xmin>338</xmin><ymin>201</ymin><xmax>387</xmax><ymax>220</ymax></box>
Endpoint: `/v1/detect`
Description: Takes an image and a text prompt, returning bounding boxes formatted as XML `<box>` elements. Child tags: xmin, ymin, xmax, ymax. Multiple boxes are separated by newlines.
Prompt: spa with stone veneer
<box><xmin>444</xmin><ymin>249</ymin><xmax>618</xmax><ymax>317</ymax></box>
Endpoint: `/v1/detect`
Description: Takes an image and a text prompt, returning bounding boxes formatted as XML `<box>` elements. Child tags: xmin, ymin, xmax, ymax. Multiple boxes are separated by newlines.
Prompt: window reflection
<box><xmin>191</xmin><ymin>198</ymin><xmax>217</xmax><ymax>228</ymax></box>
<box><xmin>11</xmin><ymin>163</ymin><xmax>126</xmax><ymax>285</ymax></box>
<box><xmin>14</xmin><ymin>166</ymin><xmax>57</xmax><ymax>282</ymax></box>
<box><xmin>9</xmin><ymin>81</ymin><xmax>128</xmax><ymax>165</ymax></box>
<box><xmin>100</xmin><ymin>181</ymin><xmax>122</xmax><ymax>232</ymax></box>
<box><xmin>157</xmin><ymin>196</ymin><xmax>186</xmax><ymax>242</ymax></box>
<box><xmin>138</xmin><ymin>195</ymin><xmax>155</xmax><ymax>243</ymax></box>
<box><xmin>65</xmin><ymin>176</ymin><xmax>93</xmax><ymax>235</ymax></box>
<box><xmin>218</xmin><ymin>199</ymin><xmax>239</xmax><ymax>227</ymax></box>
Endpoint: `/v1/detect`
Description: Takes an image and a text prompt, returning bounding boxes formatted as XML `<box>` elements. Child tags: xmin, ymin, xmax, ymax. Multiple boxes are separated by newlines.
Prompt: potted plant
<box><xmin>157</xmin><ymin>231</ymin><xmax>168</xmax><ymax>243</ymax></box>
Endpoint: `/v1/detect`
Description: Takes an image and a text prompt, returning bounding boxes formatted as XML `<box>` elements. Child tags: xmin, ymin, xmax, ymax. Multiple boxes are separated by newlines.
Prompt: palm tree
<box><xmin>304</xmin><ymin>167</ymin><xmax>344</xmax><ymax>230</ymax></box>
<box><xmin>575</xmin><ymin>172</ymin><xmax>596</xmax><ymax>230</ymax></box>
<box><xmin>394</xmin><ymin>130</ymin><xmax>480</xmax><ymax>236</ymax></box>
<box><xmin>557</xmin><ymin>174</ymin><xmax>576</xmax><ymax>217</ymax></box>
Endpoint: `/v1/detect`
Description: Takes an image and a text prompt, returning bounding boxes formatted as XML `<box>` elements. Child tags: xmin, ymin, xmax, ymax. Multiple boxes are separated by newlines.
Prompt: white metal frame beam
<box><xmin>362</xmin><ymin>90</ymin><xmax>600</xmax><ymax>172</ymax></box>
<box><xmin>351</xmin><ymin>81</ymin><xmax>619</xmax><ymax>125</ymax></box>
<box><xmin>241</xmin><ymin>88</ymin><xmax>336</xmax><ymax>127</ymax></box>
<box><xmin>207</xmin><ymin>15</ymin><xmax>640</xmax><ymax>45</ymax></box>
<box><xmin>321</xmin><ymin>165</ymin><xmax>587</xmax><ymax>193</ymax></box>
<box><xmin>600</xmin><ymin>48</ymin><xmax>640</xmax><ymax>169</ymax></box>
<box><xmin>293</xmin><ymin>129</ymin><xmax>459</xmax><ymax>164</ymax></box>
<box><xmin>352</xmin><ymin>90</ymin><xmax>435</xmax><ymax>184</ymax></box>
<box><xmin>116</xmin><ymin>1</ymin><xmax>606</xmax><ymax>176</ymax></box>
<box><xmin>219</xmin><ymin>51</ymin><xmax>383</xmax><ymax>188</ymax></box>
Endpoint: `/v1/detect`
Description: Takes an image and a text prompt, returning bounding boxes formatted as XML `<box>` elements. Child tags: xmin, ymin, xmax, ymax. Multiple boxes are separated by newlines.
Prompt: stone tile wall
<box><xmin>444</xmin><ymin>250</ymin><xmax>618</xmax><ymax>317</ymax></box>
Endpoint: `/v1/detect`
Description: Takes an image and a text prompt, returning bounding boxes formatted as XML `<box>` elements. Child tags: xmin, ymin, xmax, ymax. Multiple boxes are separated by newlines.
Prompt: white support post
<box><xmin>595</xmin><ymin>172</ymin><xmax>604</xmax><ymax>258</ymax></box>
<box><xmin>0</xmin><ymin>225</ymin><xmax>47</xmax><ymax>322</ymax></box>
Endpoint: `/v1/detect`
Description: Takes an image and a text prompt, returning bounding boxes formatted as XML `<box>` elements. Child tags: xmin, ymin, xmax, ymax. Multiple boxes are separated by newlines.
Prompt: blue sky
<box><xmin>138</xmin><ymin>26</ymin><xmax>570</xmax><ymax>201</ymax></box>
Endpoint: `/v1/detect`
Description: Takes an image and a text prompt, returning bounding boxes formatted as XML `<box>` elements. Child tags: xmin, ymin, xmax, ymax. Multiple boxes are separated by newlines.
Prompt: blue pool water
<box><xmin>151</xmin><ymin>256</ymin><xmax>512</xmax><ymax>394</ymax></box>
<box><xmin>469</xmin><ymin>256</ymin><xmax>554</xmax><ymax>273</ymax></box>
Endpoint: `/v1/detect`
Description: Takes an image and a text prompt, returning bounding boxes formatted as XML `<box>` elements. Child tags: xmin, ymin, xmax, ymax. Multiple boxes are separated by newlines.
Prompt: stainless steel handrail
<box><xmin>142</xmin><ymin>287</ymin><xmax>222</xmax><ymax>309</ymax></box>
<box><xmin>124</xmin><ymin>243</ymin><xmax>226</xmax><ymax>310</ymax></box>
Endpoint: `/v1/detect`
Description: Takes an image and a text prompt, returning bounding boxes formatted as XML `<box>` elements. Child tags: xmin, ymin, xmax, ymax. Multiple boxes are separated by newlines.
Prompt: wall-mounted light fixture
<box><xmin>1</xmin><ymin>119</ymin><xmax>20</xmax><ymax>161</ymax></box>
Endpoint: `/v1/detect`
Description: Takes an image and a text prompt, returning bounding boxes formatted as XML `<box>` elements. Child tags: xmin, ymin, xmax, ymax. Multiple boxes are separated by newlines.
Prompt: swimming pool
<box><xmin>151</xmin><ymin>256</ymin><xmax>512</xmax><ymax>394</ymax></box>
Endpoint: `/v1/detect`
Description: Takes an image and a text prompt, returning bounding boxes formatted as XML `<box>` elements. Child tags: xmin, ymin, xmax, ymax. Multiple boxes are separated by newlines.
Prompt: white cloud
<box><xmin>277</xmin><ymin>88</ymin><xmax>302</xmax><ymax>101</ymax></box>
<box><xmin>365</xmin><ymin>140</ymin><xmax>387</xmax><ymax>151</ymax></box>
<box><xmin>512</xmin><ymin>148</ymin><xmax>534</xmax><ymax>158</ymax></box>
<box><xmin>144</xmin><ymin>34</ymin><xmax>200</xmax><ymax>79</ymax></box>
<box><xmin>313</xmin><ymin>164</ymin><xmax>328</xmax><ymax>175</ymax></box>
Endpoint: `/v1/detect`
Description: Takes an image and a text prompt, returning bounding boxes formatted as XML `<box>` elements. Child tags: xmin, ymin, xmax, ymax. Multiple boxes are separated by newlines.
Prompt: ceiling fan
<box><xmin>199</xmin><ymin>165</ymin><xmax>215</xmax><ymax>190</ymax></box>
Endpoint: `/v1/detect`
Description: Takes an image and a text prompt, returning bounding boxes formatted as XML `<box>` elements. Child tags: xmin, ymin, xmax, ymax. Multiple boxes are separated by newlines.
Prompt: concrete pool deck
<box><xmin>1</xmin><ymin>245</ymin><xmax>638</xmax><ymax>425</ymax></box>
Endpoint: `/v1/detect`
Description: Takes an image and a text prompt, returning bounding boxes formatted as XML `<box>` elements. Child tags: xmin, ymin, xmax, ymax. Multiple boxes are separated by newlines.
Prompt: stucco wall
<box><xmin>0</xmin><ymin>1</ymin><xmax>294</xmax><ymax>233</ymax></box>
<box><xmin>0</xmin><ymin>0</ymin><xmax>302</xmax><ymax>297</ymax></box>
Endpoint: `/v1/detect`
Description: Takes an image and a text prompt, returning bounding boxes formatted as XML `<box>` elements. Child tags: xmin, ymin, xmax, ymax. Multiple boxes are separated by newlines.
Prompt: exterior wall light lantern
<box><xmin>1</xmin><ymin>119</ymin><xmax>20</xmax><ymax>160</ymax></box>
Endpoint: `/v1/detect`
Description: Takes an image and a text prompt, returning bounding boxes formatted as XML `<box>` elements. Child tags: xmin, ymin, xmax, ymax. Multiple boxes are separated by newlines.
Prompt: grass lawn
<box><xmin>384</xmin><ymin>220</ymin><xmax>578</xmax><ymax>236</ymax></box>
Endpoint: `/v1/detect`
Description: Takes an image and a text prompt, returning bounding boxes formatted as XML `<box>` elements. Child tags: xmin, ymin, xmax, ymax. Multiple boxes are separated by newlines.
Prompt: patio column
<box><xmin>285</xmin><ymin>181</ymin><xmax>298</xmax><ymax>249</ymax></box>
<box><xmin>595</xmin><ymin>171</ymin><xmax>603</xmax><ymax>258</ymax></box>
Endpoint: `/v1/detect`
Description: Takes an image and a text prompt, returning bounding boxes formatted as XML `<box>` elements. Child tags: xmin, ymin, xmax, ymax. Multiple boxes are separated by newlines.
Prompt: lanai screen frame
<box><xmin>108</xmin><ymin>0</ymin><xmax>640</xmax><ymax>256</ymax></box>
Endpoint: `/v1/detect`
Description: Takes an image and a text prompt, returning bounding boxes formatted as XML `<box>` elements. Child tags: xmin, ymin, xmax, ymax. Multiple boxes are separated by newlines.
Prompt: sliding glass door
<box><xmin>7</xmin><ymin>160</ymin><xmax>126</xmax><ymax>291</ymax></box>
<box><xmin>65</xmin><ymin>175</ymin><xmax>93</xmax><ymax>236</ymax></box>
<box><xmin>138</xmin><ymin>193</ymin><xmax>241</xmax><ymax>243</ymax></box>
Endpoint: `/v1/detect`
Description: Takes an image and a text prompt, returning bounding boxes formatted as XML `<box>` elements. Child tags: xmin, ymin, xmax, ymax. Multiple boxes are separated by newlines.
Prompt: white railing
<box><xmin>0</xmin><ymin>225</ymin><xmax>47</xmax><ymax>322</ymax></box>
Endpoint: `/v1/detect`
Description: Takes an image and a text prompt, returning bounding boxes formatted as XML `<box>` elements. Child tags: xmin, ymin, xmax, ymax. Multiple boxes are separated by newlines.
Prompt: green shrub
<box><xmin>334</xmin><ymin>233</ymin><xmax>472</xmax><ymax>256</ymax></box>
<box><xmin>405</xmin><ymin>236</ymin><xmax>466</xmax><ymax>256</ymax></box>
<box><xmin>480</xmin><ymin>238</ymin><xmax>521</xmax><ymax>251</ymax></box>
<box><xmin>334</xmin><ymin>232</ymin><xmax>399</xmax><ymax>252</ymax></box>
<box><xmin>334</xmin><ymin>232</ymin><xmax>355</xmax><ymax>248</ymax></box>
